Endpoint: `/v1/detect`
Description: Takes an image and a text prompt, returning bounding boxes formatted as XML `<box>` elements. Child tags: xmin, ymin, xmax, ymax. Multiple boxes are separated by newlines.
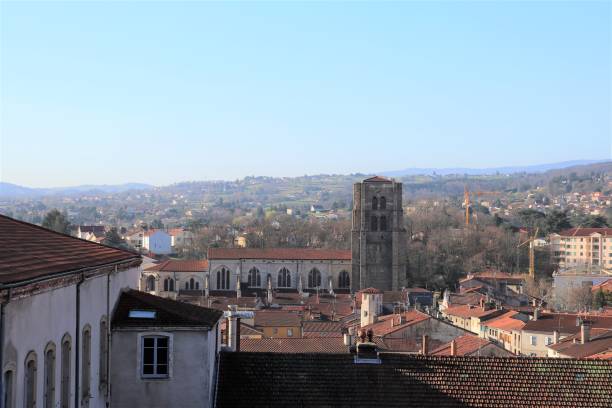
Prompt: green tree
<box><xmin>150</xmin><ymin>219</ymin><xmax>164</xmax><ymax>229</ymax></box>
<box><xmin>593</xmin><ymin>288</ymin><xmax>607</xmax><ymax>309</ymax></box>
<box><xmin>545</xmin><ymin>210</ymin><xmax>572</xmax><ymax>234</ymax></box>
<box><xmin>42</xmin><ymin>209</ymin><xmax>71</xmax><ymax>234</ymax></box>
<box><xmin>104</xmin><ymin>228</ymin><xmax>127</xmax><ymax>249</ymax></box>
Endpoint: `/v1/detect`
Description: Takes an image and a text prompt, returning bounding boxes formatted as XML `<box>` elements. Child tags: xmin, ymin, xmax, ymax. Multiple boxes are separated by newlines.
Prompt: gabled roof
<box><xmin>216</xmin><ymin>353</ymin><xmax>612</xmax><ymax>407</ymax></box>
<box><xmin>112</xmin><ymin>289</ymin><xmax>222</xmax><ymax>328</ymax></box>
<box><xmin>363</xmin><ymin>176</ymin><xmax>392</xmax><ymax>183</ymax></box>
<box><xmin>484</xmin><ymin>311</ymin><xmax>528</xmax><ymax>331</ymax></box>
<box><xmin>208</xmin><ymin>247</ymin><xmax>351</xmax><ymax>261</ymax></box>
<box><xmin>240</xmin><ymin>338</ymin><xmax>348</xmax><ymax>353</ymax></box>
<box><xmin>443</xmin><ymin>304</ymin><xmax>504</xmax><ymax>319</ymax></box>
<box><xmin>0</xmin><ymin>215</ymin><xmax>140</xmax><ymax>285</ymax></box>
<box><xmin>144</xmin><ymin>259</ymin><xmax>208</xmax><ymax>272</ymax></box>
<box><xmin>429</xmin><ymin>334</ymin><xmax>499</xmax><ymax>356</ymax></box>
<box><xmin>557</xmin><ymin>227</ymin><xmax>612</xmax><ymax>237</ymax></box>
<box><xmin>548</xmin><ymin>328</ymin><xmax>612</xmax><ymax>359</ymax></box>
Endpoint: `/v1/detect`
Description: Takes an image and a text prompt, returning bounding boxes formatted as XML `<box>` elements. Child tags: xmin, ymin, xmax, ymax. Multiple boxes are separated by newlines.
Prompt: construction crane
<box><xmin>464</xmin><ymin>186</ymin><xmax>503</xmax><ymax>227</ymax></box>
<box><xmin>518</xmin><ymin>227</ymin><xmax>539</xmax><ymax>279</ymax></box>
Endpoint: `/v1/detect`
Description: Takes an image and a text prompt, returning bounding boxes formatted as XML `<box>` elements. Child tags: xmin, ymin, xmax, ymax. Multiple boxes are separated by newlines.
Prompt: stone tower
<box><xmin>351</xmin><ymin>176</ymin><xmax>407</xmax><ymax>291</ymax></box>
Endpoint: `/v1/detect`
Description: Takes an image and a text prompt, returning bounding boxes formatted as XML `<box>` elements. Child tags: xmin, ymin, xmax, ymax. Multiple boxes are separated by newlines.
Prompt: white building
<box><xmin>207</xmin><ymin>248</ymin><xmax>352</xmax><ymax>293</ymax></box>
<box><xmin>0</xmin><ymin>214</ymin><xmax>142</xmax><ymax>408</ymax></box>
<box><xmin>141</xmin><ymin>259</ymin><xmax>208</xmax><ymax>299</ymax></box>
<box><xmin>142</xmin><ymin>229</ymin><xmax>172</xmax><ymax>255</ymax></box>
<box><xmin>550</xmin><ymin>227</ymin><xmax>612</xmax><ymax>269</ymax></box>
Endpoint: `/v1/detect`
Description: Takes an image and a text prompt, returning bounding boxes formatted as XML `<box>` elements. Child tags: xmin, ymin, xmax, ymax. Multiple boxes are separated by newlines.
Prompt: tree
<box><xmin>150</xmin><ymin>219</ymin><xmax>164</xmax><ymax>229</ymax></box>
<box><xmin>544</xmin><ymin>210</ymin><xmax>572</xmax><ymax>234</ymax></box>
<box><xmin>104</xmin><ymin>228</ymin><xmax>126</xmax><ymax>249</ymax></box>
<box><xmin>42</xmin><ymin>209</ymin><xmax>71</xmax><ymax>234</ymax></box>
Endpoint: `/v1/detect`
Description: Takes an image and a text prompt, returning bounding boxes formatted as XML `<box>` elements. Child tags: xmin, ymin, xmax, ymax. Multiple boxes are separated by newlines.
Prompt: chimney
<box><xmin>421</xmin><ymin>335</ymin><xmax>429</xmax><ymax>355</ymax></box>
<box><xmin>581</xmin><ymin>323</ymin><xmax>591</xmax><ymax>344</ymax></box>
<box><xmin>353</xmin><ymin>329</ymin><xmax>380</xmax><ymax>364</ymax></box>
<box><xmin>267</xmin><ymin>275</ymin><xmax>273</xmax><ymax>304</ymax></box>
<box><xmin>204</xmin><ymin>273</ymin><xmax>209</xmax><ymax>298</ymax></box>
<box><xmin>553</xmin><ymin>330</ymin><xmax>560</xmax><ymax>344</ymax></box>
<box><xmin>226</xmin><ymin>310</ymin><xmax>239</xmax><ymax>351</ymax></box>
<box><xmin>450</xmin><ymin>339</ymin><xmax>457</xmax><ymax>356</ymax></box>
<box><xmin>236</xmin><ymin>273</ymin><xmax>241</xmax><ymax>299</ymax></box>
<box><xmin>343</xmin><ymin>327</ymin><xmax>354</xmax><ymax>346</ymax></box>
<box><xmin>533</xmin><ymin>308</ymin><xmax>539</xmax><ymax>321</ymax></box>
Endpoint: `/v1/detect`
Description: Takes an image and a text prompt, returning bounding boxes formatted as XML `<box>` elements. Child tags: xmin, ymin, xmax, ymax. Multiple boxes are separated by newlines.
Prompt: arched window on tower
<box><xmin>380</xmin><ymin>215</ymin><xmax>387</xmax><ymax>231</ymax></box>
<box><xmin>248</xmin><ymin>267</ymin><xmax>261</xmax><ymax>287</ymax></box>
<box><xmin>277</xmin><ymin>267</ymin><xmax>291</xmax><ymax>288</ymax></box>
<box><xmin>146</xmin><ymin>275</ymin><xmax>156</xmax><ymax>292</ymax></box>
<box><xmin>380</xmin><ymin>196</ymin><xmax>386</xmax><ymax>209</ymax></box>
<box><xmin>370</xmin><ymin>216</ymin><xmax>378</xmax><ymax>231</ymax></box>
<box><xmin>217</xmin><ymin>268</ymin><xmax>230</xmax><ymax>290</ymax></box>
<box><xmin>308</xmin><ymin>268</ymin><xmax>322</xmax><ymax>288</ymax></box>
<box><xmin>372</xmin><ymin>196</ymin><xmax>378</xmax><ymax>210</ymax></box>
<box><xmin>338</xmin><ymin>271</ymin><xmax>350</xmax><ymax>289</ymax></box>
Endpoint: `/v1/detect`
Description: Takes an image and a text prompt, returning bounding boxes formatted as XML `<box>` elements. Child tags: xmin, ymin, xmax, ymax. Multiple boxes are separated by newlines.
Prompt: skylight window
<box><xmin>129</xmin><ymin>310</ymin><xmax>156</xmax><ymax>319</ymax></box>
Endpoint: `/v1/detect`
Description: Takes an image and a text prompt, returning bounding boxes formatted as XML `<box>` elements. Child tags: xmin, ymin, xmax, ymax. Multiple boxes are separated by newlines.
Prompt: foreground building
<box><xmin>0</xmin><ymin>215</ymin><xmax>142</xmax><ymax>408</ymax></box>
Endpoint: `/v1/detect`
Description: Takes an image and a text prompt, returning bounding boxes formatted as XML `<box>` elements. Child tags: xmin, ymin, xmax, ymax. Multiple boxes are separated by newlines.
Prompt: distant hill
<box><xmin>0</xmin><ymin>182</ymin><xmax>153</xmax><ymax>198</ymax></box>
<box><xmin>380</xmin><ymin>160</ymin><xmax>610</xmax><ymax>177</ymax></box>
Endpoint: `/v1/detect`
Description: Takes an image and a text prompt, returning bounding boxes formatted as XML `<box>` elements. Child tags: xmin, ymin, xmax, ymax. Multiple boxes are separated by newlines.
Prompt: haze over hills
<box><xmin>1</xmin><ymin>160</ymin><xmax>609</xmax><ymax>198</ymax></box>
<box><xmin>380</xmin><ymin>160</ymin><xmax>610</xmax><ymax>177</ymax></box>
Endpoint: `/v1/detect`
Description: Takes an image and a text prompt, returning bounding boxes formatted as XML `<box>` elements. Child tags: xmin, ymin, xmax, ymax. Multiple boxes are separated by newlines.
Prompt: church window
<box><xmin>25</xmin><ymin>352</ymin><xmax>37</xmax><ymax>408</ymax></box>
<box><xmin>370</xmin><ymin>216</ymin><xmax>378</xmax><ymax>231</ymax></box>
<box><xmin>217</xmin><ymin>268</ymin><xmax>230</xmax><ymax>290</ymax></box>
<box><xmin>163</xmin><ymin>277</ymin><xmax>174</xmax><ymax>292</ymax></box>
<box><xmin>372</xmin><ymin>197</ymin><xmax>378</xmax><ymax>210</ymax></box>
<box><xmin>278</xmin><ymin>268</ymin><xmax>291</xmax><ymax>287</ymax></box>
<box><xmin>380</xmin><ymin>196</ymin><xmax>386</xmax><ymax>209</ymax></box>
<box><xmin>146</xmin><ymin>275</ymin><xmax>156</xmax><ymax>291</ymax></box>
<box><xmin>248</xmin><ymin>267</ymin><xmax>261</xmax><ymax>287</ymax></box>
<box><xmin>380</xmin><ymin>216</ymin><xmax>387</xmax><ymax>231</ymax></box>
<box><xmin>338</xmin><ymin>271</ymin><xmax>350</xmax><ymax>288</ymax></box>
<box><xmin>308</xmin><ymin>268</ymin><xmax>322</xmax><ymax>288</ymax></box>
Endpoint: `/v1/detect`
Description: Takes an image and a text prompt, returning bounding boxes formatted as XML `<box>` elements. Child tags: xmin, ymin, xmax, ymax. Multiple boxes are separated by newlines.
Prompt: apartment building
<box><xmin>550</xmin><ymin>227</ymin><xmax>612</xmax><ymax>269</ymax></box>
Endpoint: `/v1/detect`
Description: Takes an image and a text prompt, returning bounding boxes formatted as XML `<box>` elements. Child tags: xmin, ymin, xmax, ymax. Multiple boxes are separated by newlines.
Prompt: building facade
<box><xmin>141</xmin><ymin>260</ymin><xmax>208</xmax><ymax>299</ymax></box>
<box><xmin>550</xmin><ymin>227</ymin><xmax>612</xmax><ymax>269</ymax></box>
<box><xmin>351</xmin><ymin>176</ymin><xmax>407</xmax><ymax>291</ymax></box>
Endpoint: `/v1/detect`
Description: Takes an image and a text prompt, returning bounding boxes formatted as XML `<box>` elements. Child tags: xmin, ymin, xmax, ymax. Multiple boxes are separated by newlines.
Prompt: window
<box><xmin>163</xmin><ymin>278</ymin><xmax>174</xmax><ymax>292</ymax></box>
<box><xmin>530</xmin><ymin>336</ymin><xmax>537</xmax><ymax>346</ymax></box>
<box><xmin>100</xmin><ymin>317</ymin><xmax>108</xmax><ymax>386</ymax></box>
<box><xmin>308</xmin><ymin>268</ymin><xmax>321</xmax><ymax>288</ymax></box>
<box><xmin>372</xmin><ymin>196</ymin><xmax>378</xmax><ymax>210</ymax></box>
<box><xmin>379</xmin><ymin>215</ymin><xmax>387</xmax><ymax>231</ymax></box>
<box><xmin>338</xmin><ymin>271</ymin><xmax>350</xmax><ymax>289</ymax></box>
<box><xmin>25</xmin><ymin>352</ymin><xmax>37</xmax><ymax>408</ymax></box>
<box><xmin>82</xmin><ymin>326</ymin><xmax>91</xmax><ymax>401</ymax></box>
<box><xmin>142</xmin><ymin>336</ymin><xmax>169</xmax><ymax>378</ymax></box>
<box><xmin>545</xmin><ymin>337</ymin><xmax>552</xmax><ymax>345</ymax></box>
<box><xmin>216</xmin><ymin>267</ymin><xmax>230</xmax><ymax>290</ymax></box>
<box><xmin>379</xmin><ymin>196</ymin><xmax>386</xmax><ymax>210</ymax></box>
<box><xmin>60</xmin><ymin>335</ymin><xmax>71</xmax><ymax>408</ymax></box>
<box><xmin>370</xmin><ymin>216</ymin><xmax>378</xmax><ymax>231</ymax></box>
<box><xmin>4</xmin><ymin>369</ymin><xmax>14</xmax><ymax>408</ymax></box>
<box><xmin>188</xmin><ymin>277</ymin><xmax>197</xmax><ymax>290</ymax></box>
<box><xmin>287</xmin><ymin>328</ymin><xmax>293</xmax><ymax>337</ymax></box>
<box><xmin>248</xmin><ymin>267</ymin><xmax>261</xmax><ymax>287</ymax></box>
<box><xmin>277</xmin><ymin>267</ymin><xmax>291</xmax><ymax>288</ymax></box>
<box><xmin>146</xmin><ymin>275</ymin><xmax>156</xmax><ymax>291</ymax></box>
<box><xmin>44</xmin><ymin>343</ymin><xmax>56</xmax><ymax>408</ymax></box>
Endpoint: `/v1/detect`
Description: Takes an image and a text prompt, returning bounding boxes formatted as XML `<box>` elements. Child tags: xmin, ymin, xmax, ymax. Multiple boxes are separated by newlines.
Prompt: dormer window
<box><xmin>129</xmin><ymin>310</ymin><xmax>156</xmax><ymax>319</ymax></box>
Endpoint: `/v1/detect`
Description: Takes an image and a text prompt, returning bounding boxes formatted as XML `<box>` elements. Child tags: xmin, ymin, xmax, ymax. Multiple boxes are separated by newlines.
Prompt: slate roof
<box><xmin>144</xmin><ymin>259</ymin><xmax>208</xmax><ymax>272</ymax></box>
<box><xmin>216</xmin><ymin>353</ymin><xmax>612</xmax><ymax>407</ymax></box>
<box><xmin>112</xmin><ymin>289</ymin><xmax>222</xmax><ymax>328</ymax></box>
<box><xmin>0</xmin><ymin>214</ymin><xmax>141</xmax><ymax>284</ymax></box>
<box><xmin>240</xmin><ymin>338</ymin><xmax>348</xmax><ymax>353</ymax></box>
<box><xmin>208</xmin><ymin>247</ymin><xmax>351</xmax><ymax>261</ymax></box>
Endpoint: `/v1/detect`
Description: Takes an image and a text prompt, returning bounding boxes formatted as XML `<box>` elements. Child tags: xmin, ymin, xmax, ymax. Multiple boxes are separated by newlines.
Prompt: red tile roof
<box><xmin>361</xmin><ymin>310</ymin><xmax>431</xmax><ymax>337</ymax></box>
<box><xmin>484</xmin><ymin>311</ymin><xmax>528</xmax><ymax>331</ymax></box>
<box><xmin>592</xmin><ymin>279</ymin><xmax>612</xmax><ymax>293</ymax></box>
<box><xmin>302</xmin><ymin>321</ymin><xmax>344</xmax><ymax>333</ymax></box>
<box><xmin>557</xmin><ymin>227</ymin><xmax>612</xmax><ymax>237</ymax></box>
<box><xmin>208</xmin><ymin>247</ymin><xmax>351</xmax><ymax>261</ymax></box>
<box><xmin>240</xmin><ymin>338</ymin><xmax>348</xmax><ymax>353</ymax></box>
<box><xmin>444</xmin><ymin>304</ymin><xmax>504</xmax><ymax>319</ymax></box>
<box><xmin>548</xmin><ymin>328</ymin><xmax>612</xmax><ymax>359</ymax></box>
<box><xmin>0</xmin><ymin>215</ymin><xmax>141</xmax><ymax>284</ymax></box>
<box><xmin>523</xmin><ymin>313</ymin><xmax>612</xmax><ymax>333</ymax></box>
<box><xmin>429</xmin><ymin>334</ymin><xmax>494</xmax><ymax>356</ymax></box>
<box><xmin>254</xmin><ymin>310</ymin><xmax>303</xmax><ymax>327</ymax></box>
<box><xmin>145</xmin><ymin>259</ymin><xmax>208</xmax><ymax>272</ymax></box>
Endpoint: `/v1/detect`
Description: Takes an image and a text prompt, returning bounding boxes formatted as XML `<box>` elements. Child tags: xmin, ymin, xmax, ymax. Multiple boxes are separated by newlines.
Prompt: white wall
<box><xmin>2</xmin><ymin>265</ymin><xmax>140</xmax><ymax>408</ymax></box>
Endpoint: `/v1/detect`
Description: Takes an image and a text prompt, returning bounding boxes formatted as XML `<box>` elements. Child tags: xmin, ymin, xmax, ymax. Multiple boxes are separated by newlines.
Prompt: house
<box><xmin>215</xmin><ymin>351</ymin><xmax>612</xmax><ymax>407</ymax></box>
<box><xmin>110</xmin><ymin>289</ymin><xmax>222</xmax><ymax>408</ymax></box>
<box><xmin>253</xmin><ymin>310</ymin><xmax>303</xmax><ymax>338</ymax></box>
<box><xmin>141</xmin><ymin>259</ymin><xmax>208</xmax><ymax>299</ymax></box>
<box><xmin>429</xmin><ymin>334</ymin><xmax>513</xmax><ymax>357</ymax></box>
<box><xmin>480</xmin><ymin>310</ymin><xmax>529</xmax><ymax>354</ymax></box>
<box><xmin>0</xmin><ymin>214</ymin><xmax>142</xmax><ymax>408</ymax></box>
<box><xmin>547</xmin><ymin>325</ymin><xmax>612</xmax><ymax>359</ymax></box>
<box><xmin>76</xmin><ymin>225</ymin><xmax>106</xmax><ymax>242</ymax></box>
<box><xmin>167</xmin><ymin>228</ymin><xmax>194</xmax><ymax>249</ymax></box>
<box><xmin>441</xmin><ymin>302</ymin><xmax>506</xmax><ymax>334</ymax></box>
<box><xmin>142</xmin><ymin>229</ymin><xmax>172</xmax><ymax>255</ymax></box>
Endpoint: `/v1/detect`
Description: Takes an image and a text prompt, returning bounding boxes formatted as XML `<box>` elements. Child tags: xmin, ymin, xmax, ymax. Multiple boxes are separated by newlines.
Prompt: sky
<box><xmin>0</xmin><ymin>1</ymin><xmax>610</xmax><ymax>188</ymax></box>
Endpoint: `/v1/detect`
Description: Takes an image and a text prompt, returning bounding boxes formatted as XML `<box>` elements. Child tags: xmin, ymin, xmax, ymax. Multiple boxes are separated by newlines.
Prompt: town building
<box><xmin>253</xmin><ymin>311</ymin><xmax>303</xmax><ymax>338</ymax></box>
<box><xmin>141</xmin><ymin>259</ymin><xmax>208</xmax><ymax>299</ymax></box>
<box><xmin>76</xmin><ymin>225</ymin><xmax>106</xmax><ymax>242</ymax></box>
<box><xmin>0</xmin><ymin>214</ymin><xmax>142</xmax><ymax>408</ymax></box>
<box><xmin>479</xmin><ymin>310</ymin><xmax>529</xmax><ymax>354</ymax></box>
<box><xmin>351</xmin><ymin>176</ymin><xmax>407</xmax><ymax>291</ymax></box>
<box><xmin>110</xmin><ymin>289</ymin><xmax>222</xmax><ymax>408</ymax></box>
<box><xmin>441</xmin><ymin>302</ymin><xmax>506</xmax><ymax>334</ymax></box>
<box><xmin>547</xmin><ymin>326</ymin><xmax>612</xmax><ymax>359</ymax></box>
<box><xmin>429</xmin><ymin>334</ymin><xmax>513</xmax><ymax>357</ymax></box>
<box><xmin>142</xmin><ymin>229</ymin><xmax>172</xmax><ymax>255</ymax></box>
<box><xmin>550</xmin><ymin>227</ymin><xmax>612</xmax><ymax>269</ymax></box>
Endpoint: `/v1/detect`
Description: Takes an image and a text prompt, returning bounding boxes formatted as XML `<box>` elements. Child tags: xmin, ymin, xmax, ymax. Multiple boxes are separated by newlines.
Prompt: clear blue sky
<box><xmin>1</xmin><ymin>1</ymin><xmax>610</xmax><ymax>187</ymax></box>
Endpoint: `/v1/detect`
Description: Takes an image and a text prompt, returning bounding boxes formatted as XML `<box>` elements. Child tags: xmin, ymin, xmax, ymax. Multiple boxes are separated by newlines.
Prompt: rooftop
<box><xmin>208</xmin><ymin>247</ymin><xmax>351</xmax><ymax>261</ymax></box>
<box><xmin>361</xmin><ymin>310</ymin><xmax>431</xmax><ymax>337</ymax></box>
<box><xmin>523</xmin><ymin>313</ymin><xmax>612</xmax><ymax>333</ymax></box>
<box><xmin>112</xmin><ymin>289</ymin><xmax>222</xmax><ymax>328</ymax></box>
<box><xmin>254</xmin><ymin>310</ymin><xmax>303</xmax><ymax>327</ymax></box>
<box><xmin>430</xmin><ymin>334</ymin><xmax>497</xmax><ymax>356</ymax></box>
<box><xmin>549</xmin><ymin>328</ymin><xmax>612</xmax><ymax>359</ymax></box>
<box><xmin>216</xmin><ymin>353</ymin><xmax>612</xmax><ymax>407</ymax></box>
<box><xmin>362</xmin><ymin>175</ymin><xmax>392</xmax><ymax>183</ymax></box>
<box><xmin>443</xmin><ymin>304</ymin><xmax>504</xmax><ymax>319</ymax></box>
<box><xmin>556</xmin><ymin>227</ymin><xmax>612</xmax><ymax>237</ymax></box>
<box><xmin>0</xmin><ymin>215</ymin><xmax>140</xmax><ymax>285</ymax></box>
<box><xmin>144</xmin><ymin>259</ymin><xmax>208</xmax><ymax>272</ymax></box>
<box><xmin>484</xmin><ymin>311</ymin><xmax>528</xmax><ymax>331</ymax></box>
<box><xmin>240</xmin><ymin>338</ymin><xmax>348</xmax><ymax>353</ymax></box>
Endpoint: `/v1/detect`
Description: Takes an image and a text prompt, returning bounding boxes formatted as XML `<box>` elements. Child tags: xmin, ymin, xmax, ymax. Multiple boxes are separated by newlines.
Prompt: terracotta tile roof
<box><xmin>254</xmin><ymin>310</ymin><xmax>303</xmax><ymax>327</ymax></box>
<box><xmin>363</xmin><ymin>176</ymin><xmax>392</xmax><ymax>183</ymax></box>
<box><xmin>557</xmin><ymin>227</ymin><xmax>612</xmax><ymax>237</ymax></box>
<box><xmin>361</xmin><ymin>310</ymin><xmax>431</xmax><ymax>337</ymax></box>
<box><xmin>112</xmin><ymin>289</ymin><xmax>222</xmax><ymax>328</ymax></box>
<box><xmin>460</xmin><ymin>270</ymin><xmax>525</xmax><ymax>284</ymax></box>
<box><xmin>443</xmin><ymin>304</ymin><xmax>505</xmax><ymax>319</ymax></box>
<box><xmin>592</xmin><ymin>278</ymin><xmax>612</xmax><ymax>293</ymax></box>
<box><xmin>216</xmin><ymin>353</ymin><xmax>612</xmax><ymax>407</ymax></box>
<box><xmin>0</xmin><ymin>215</ymin><xmax>140</xmax><ymax>284</ymax></box>
<box><xmin>303</xmin><ymin>321</ymin><xmax>344</xmax><ymax>333</ymax></box>
<box><xmin>430</xmin><ymin>334</ymin><xmax>494</xmax><ymax>356</ymax></box>
<box><xmin>587</xmin><ymin>350</ymin><xmax>612</xmax><ymax>360</ymax></box>
<box><xmin>144</xmin><ymin>259</ymin><xmax>208</xmax><ymax>272</ymax></box>
<box><xmin>208</xmin><ymin>247</ymin><xmax>351</xmax><ymax>261</ymax></box>
<box><xmin>447</xmin><ymin>292</ymin><xmax>486</xmax><ymax>306</ymax></box>
<box><xmin>240</xmin><ymin>338</ymin><xmax>348</xmax><ymax>353</ymax></box>
<box><xmin>220</xmin><ymin>321</ymin><xmax>264</xmax><ymax>338</ymax></box>
<box><xmin>303</xmin><ymin>331</ymin><xmax>343</xmax><ymax>338</ymax></box>
<box><xmin>549</xmin><ymin>328</ymin><xmax>612</xmax><ymax>358</ymax></box>
<box><xmin>484</xmin><ymin>311</ymin><xmax>528</xmax><ymax>331</ymax></box>
<box><xmin>523</xmin><ymin>313</ymin><xmax>612</xmax><ymax>333</ymax></box>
